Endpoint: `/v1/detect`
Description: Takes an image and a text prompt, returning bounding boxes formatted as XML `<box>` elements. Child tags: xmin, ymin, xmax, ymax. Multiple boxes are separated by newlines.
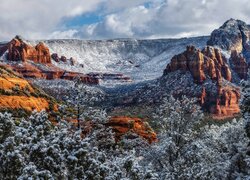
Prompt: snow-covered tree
<box><xmin>147</xmin><ymin>96</ymin><xmax>204</xmax><ymax>179</ymax></box>
<box><xmin>65</xmin><ymin>77</ymin><xmax>105</xmax><ymax>129</ymax></box>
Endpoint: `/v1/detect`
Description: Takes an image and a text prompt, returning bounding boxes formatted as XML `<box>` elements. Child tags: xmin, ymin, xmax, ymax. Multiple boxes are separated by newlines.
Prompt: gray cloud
<box><xmin>0</xmin><ymin>0</ymin><xmax>105</xmax><ymax>40</ymax></box>
<box><xmin>1</xmin><ymin>0</ymin><xmax>250</xmax><ymax>40</ymax></box>
<box><xmin>75</xmin><ymin>0</ymin><xmax>250</xmax><ymax>39</ymax></box>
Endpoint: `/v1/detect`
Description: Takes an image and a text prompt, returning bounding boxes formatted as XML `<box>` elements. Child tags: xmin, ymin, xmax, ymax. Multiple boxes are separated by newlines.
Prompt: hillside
<box><xmin>0</xmin><ymin>65</ymin><xmax>57</xmax><ymax>116</ymax></box>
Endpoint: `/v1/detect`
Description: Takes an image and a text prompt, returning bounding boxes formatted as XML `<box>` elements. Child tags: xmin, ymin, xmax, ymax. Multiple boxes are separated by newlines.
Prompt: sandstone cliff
<box><xmin>164</xmin><ymin>46</ymin><xmax>231</xmax><ymax>83</ymax></box>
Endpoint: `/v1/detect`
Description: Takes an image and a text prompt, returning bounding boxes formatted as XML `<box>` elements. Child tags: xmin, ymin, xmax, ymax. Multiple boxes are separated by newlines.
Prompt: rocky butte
<box><xmin>164</xmin><ymin>45</ymin><xmax>240</xmax><ymax>119</ymax></box>
<box><xmin>8</xmin><ymin>36</ymin><xmax>51</xmax><ymax>63</ymax></box>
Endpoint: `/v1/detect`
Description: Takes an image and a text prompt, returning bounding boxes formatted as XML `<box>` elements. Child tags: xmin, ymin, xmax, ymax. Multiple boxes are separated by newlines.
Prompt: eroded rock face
<box><xmin>164</xmin><ymin>46</ymin><xmax>231</xmax><ymax>83</ymax></box>
<box><xmin>230</xmin><ymin>50</ymin><xmax>248</xmax><ymax>80</ymax></box>
<box><xmin>106</xmin><ymin>116</ymin><xmax>157</xmax><ymax>143</ymax></box>
<box><xmin>7</xmin><ymin>36</ymin><xmax>51</xmax><ymax>64</ymax></box>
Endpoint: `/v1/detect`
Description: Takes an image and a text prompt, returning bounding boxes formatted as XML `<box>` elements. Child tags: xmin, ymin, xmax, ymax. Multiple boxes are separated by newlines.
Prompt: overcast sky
<box><xmin>0</xmin><ymin>0</ymin><xmax>249</xmax><ymax>41</ymax></box>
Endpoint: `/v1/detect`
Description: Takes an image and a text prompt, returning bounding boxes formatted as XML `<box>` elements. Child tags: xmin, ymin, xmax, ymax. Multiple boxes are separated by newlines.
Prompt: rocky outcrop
<box><xmin>61</xmin><ymin>72</ymin><xmax>99</xmax><ymax>84</ymax></box>
<box><xmin>0</xmin><ymin>36</ymin><xmax>99</xmax><ymax>84</ymax></box>
<box><xmin>230</xmin><ymin>50</ymin><xmax>248</xmax><ymax>80</ymax></box>
<box><xmin>106</xmin><ymin>116</ymin><xmax>157</xmax><ymax>143</ymax></box>
<box><xmin>7</xmin><ymin>36</ymin><xmax>51</xmax><ymax>63</ymax></box>
<box><xmin>164</xmin><ymin>46</ymin><xmax>232</xmax><ymax>83</ymax></box>
<box><xmin>51</xmin><ymin>53</ymin><xmax>77</xmax><ymax>66</ymax></box>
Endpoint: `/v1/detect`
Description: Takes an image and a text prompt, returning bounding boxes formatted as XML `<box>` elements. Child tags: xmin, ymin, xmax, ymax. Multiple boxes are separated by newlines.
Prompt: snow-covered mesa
<box><xmin>34</xmin><ymin>37</ymin><xmax>208</xmax><ymax>83</ymax></box>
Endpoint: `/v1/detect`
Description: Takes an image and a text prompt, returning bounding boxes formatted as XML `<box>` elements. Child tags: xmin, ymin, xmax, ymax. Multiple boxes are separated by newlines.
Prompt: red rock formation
<box><xmin>106</xmin><ymin>116</ymin><xmax>157</xmax><ymax>143</ymax></box>
<box><xmin>2</xmin><ymin>36</ymin><xmax>99</xmax><ymax>84</ymax></box>
<box><xmin>164</xmin><ymin>46</ymin><xmax>232</xmax><ymax>83</ymax></box>
<box><xmin>165</xmin><ymin>45</ymin><xmax>240</xmax><ymax>119</ymax></box>
<box><xmin>1</xmin><ymin>62</ymin><xmax>99</xmax><ymax>84</ymax></box>
<box><xmin>7</xmin><ymin>36</ymin><xmax>51</xmax><ymax>64</ymax></box>
<box><xmin>8</xmin><ymin>38</ymin><xmax>26</xmax><ymax>61</ymax></box>
<box><xmin>199</xmin><ymin>75</ymin><xmax>240</xmax><ymax>119</ymax></box>
<box><xmin>230</xmin><ymin>50</ymin><xmax>248</xmax><ymax>79</ymax></box>
<box><xmin>62</xmin><ymin>72</ymin><xmax>99</xmax><ymax>84</ymax></box>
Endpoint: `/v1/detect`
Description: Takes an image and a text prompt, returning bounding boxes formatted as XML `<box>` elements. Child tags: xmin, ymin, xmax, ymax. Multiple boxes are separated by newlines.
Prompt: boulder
<box><xmin>51</xmin><ymin>53</ymin><xmax>60</xmax><ymax>62</ymax></box>
<box><xmin>60</xmin><ymin>56</ymin><xmax>67</xmax><ymax>62</ymax></box>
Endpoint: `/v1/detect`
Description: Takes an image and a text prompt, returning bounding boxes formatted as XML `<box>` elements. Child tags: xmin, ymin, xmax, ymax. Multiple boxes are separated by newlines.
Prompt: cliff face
<box><xmin>164</xmin><ymin>46</ymin><xmax>231</xmax><ymax>83</ymax></box>
<box><xmin>164</xmin><ymin>45</ymin><xmax>240</xmax><ymax>119</ymax></box>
